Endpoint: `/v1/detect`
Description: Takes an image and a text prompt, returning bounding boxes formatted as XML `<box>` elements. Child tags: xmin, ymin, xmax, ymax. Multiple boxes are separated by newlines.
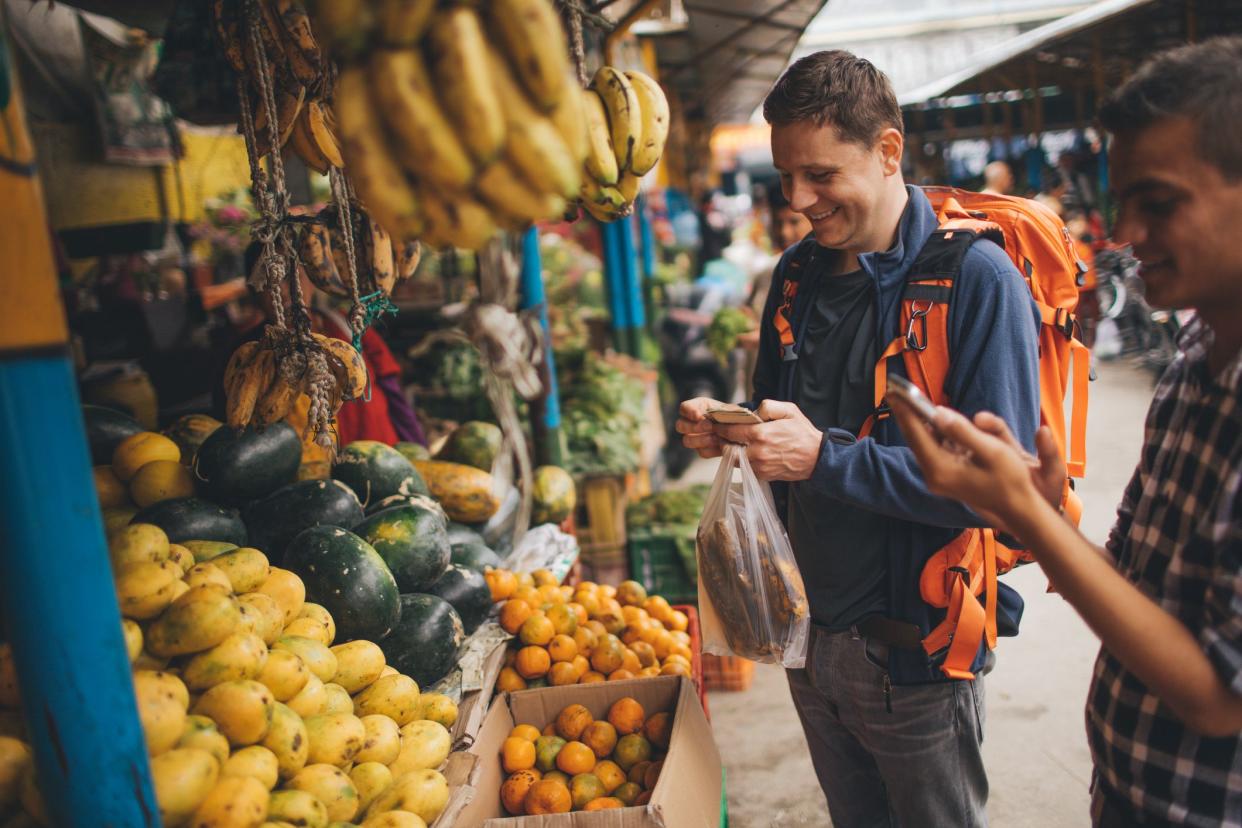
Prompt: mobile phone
<box><xmin>705</xmin><ymin>405</ymin><xmax>764</xmax><ymax>425</ymax></box>
<box><xmin>887</xmin><ymin>375</ymin><xmax>939</xmax><ymax>422</ymax></box>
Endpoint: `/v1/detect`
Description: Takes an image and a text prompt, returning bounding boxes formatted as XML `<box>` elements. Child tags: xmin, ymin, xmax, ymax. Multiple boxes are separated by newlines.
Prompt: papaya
<box><xmin>411</xmin><ymin>460</ymin><xmax>500</xmax><ymax>523</ymax></box>
<box><xmin>436</xmin><ymin>421</ymin><xmax>501</xmax><ymax>471</ymax></box>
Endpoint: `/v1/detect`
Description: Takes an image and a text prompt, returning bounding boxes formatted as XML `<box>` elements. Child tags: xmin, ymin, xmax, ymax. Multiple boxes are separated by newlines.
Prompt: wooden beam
<box><xmin>668</xmin><ymin>0</ymin><xmax>803</xmax><ymax>80</ymax></box>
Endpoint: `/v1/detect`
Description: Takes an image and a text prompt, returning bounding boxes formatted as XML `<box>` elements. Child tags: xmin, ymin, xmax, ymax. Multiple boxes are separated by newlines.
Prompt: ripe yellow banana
<box><xmin>307</xmin><ymin>0</ymin><xmax>372</xmax><ymax>59</ymax></box>
<box><xmin>419</xmin><ymin>190</ymin><xmax>498</xmax><ymax>251</ymax></box>
<box><xmin>334</xmin><ymin>66</ymin><xmax>425</xmax><ymax>242</ymax></box>
<box><xmin>583</xmin><ymin>89</ymin><xmax>618</xmax><ymax>186</ymax></box>
<box><xmin>369</xmin><ymin>49</ymin><xmax>476</xmax><ymax>191</ymax></box>
<box><xmin>314</xmin><ymin>334</ymin><xmax>368</xmax><ymax>400</ymax></box>
<box><xmin>580</xmin><ymin>171</ymin><xmax>628</xmax><ymax>223</ymax></box>
<box><xmin>252</xmin><ymin>81</ymin><xmax>305</xmax><ymax>156</ymax></box>
<box><xmin>487</xmin><ymin>0</ymin><xmax>570</xmax><ymax>112</ymax></box>
<box><xmin>299</xmin><ymin>220</ymin><xmax>348</xmax><ymax>297</ymax></box>
<box><xmin>305</xmin><ymin>100</ymin><xmax>343</xmax><ymax>168</ymax></box>
<box><xmin>365</xmin><ymin>216</ymin><xmax>397</xmax><ymax>296</ymax></box>
<box><xmin>550</xmin><ymin>78</ymin><xmax>590</xmax><ymax>170</ymax></box>
<box><xmin>625</xmin><ymin>71</ymin><xmax>669</xmax><ymax>176</ymax></box>
<box><xmin>476</xmin><ymin>159</ymin><xmax>568</xmax><ymax>224</ymax></box>
<box><xmin>394</xmin><ymin>239</ymin><xmax>422</xmax><ymax>282</ymax></box>
<box><xmin>265</xmin><ymin>0</ymin><xmax>322</xmax><ymax>86</ymax></box>
<box><xmin>591</xmin><ymin>67</ymin><xmax>642</xmax><ymax>173</ymax></box>
<box><xmin>376</xmin><ymin>0</ymin><xmax>436</xmax><ymax>46</ymax></box>
<box><xmin>617</xmin><ymin>170</ymin><xmax>641</xmax><ymax>204</ymax></box>
<box><xmin>486</xmin><ymin>52</ymin><xmax>580</xmax><ymax>200</ymax></box>
<box><xmin>425</xmin><ymin>7</ymin><xmax>505</xmax><ymax>165</ymax></box>
<box><xmin>288</xmin><ymin>106</ymin><xmax>331</xmax><ymax>174</ymax></box>
<box><xmin>255</xmin><ymin>357</ymin><xmax>306</xmax><ymax>425</ymax></box>
<box><xmin>226</xmin><ymin>345</ymin><xmax>276</xmax><ymax>429</ymax></box>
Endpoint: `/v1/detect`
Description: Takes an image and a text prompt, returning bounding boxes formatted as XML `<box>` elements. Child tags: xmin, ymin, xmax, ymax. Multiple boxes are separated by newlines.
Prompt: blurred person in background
<box><xmin>981</xmin><ymin>160</ymin><xmax>1014</xmax><ymax>195</ymax></box>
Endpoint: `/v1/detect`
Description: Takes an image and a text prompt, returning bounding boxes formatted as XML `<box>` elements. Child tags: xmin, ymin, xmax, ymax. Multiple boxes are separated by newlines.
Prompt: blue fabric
<box><xmin>750</xmin><ymin>185</ymin><xmax>1043</xmax><ymax>684</ymax></box>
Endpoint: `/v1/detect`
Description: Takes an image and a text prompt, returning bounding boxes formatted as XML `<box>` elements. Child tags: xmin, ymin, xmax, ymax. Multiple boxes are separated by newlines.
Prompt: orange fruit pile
<box><xmin>498</xmin><ymin>698</ymin><xmax>671</xmax><ymax>815</ymax></box>
<box><xmin>491</xmin><ymin>573</ymin><xmax>695</xmax><ymax>693</ymax></box>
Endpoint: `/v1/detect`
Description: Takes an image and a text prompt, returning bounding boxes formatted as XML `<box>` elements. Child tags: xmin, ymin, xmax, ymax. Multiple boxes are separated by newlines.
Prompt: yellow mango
<box><xmin>379</xmin><ymin>665</ymin><xmax>399</xmax><ymax>678</ymax></box>
<box><xmin>304</xmin><ymin>713</ymin><xmax>367</xmax><ymax>767</ymax></box>
<box><xmin>130</xmin><ymin>459</ymin><xmax>194</xmax><ymax>508</ymax></box>
<box><xmin>416</xmin><ymin>694</ymin><xmax>458</xmax><ymax>729</ymax></box>
<box><xmin>147</xmin><ymin>587</ymin><xmax>241</xmax><ymax>658</ymax></box>
<box><xmin>0</xmin><ymin>735</ymin><xmax>33</xmax><ymax>809</ymax></box>
<box><xmin>220</xmin><ymin>745</ymin><xmax>279</xmax><ymax>790</ymax></box>
<box><xmin>273</xmin><ymin>636</ymin><xmax>337</xmax><ymax>684</ymax></box>
<box><xmin>102</xmin><ymin>506</ymin><xmax>139</xmax><ymax>536</ymax></box>
<box><xmin>287</xmin><ymin>763</ymin><xmax>360</xmax><ymax>822</ymax></box>
<box><xmin>296</xmin><ymin>603</ymin><xmax>336</xmax><ymax>645</ymax></box>
<box><xmin>238</xmin><ymin>593</ymin><xmax>285</xmax><ymax>645</ymax></box>
<box><xmin>352</xmin><ymin>675</ymin><xmax>419</xmax><ymax>725</ymax></box>
<box><xmin>188</xmin><ymin>776</ymin><xmax>269</xmax><ymax>828</ymax></box>
<box><xmin>211</xmin><ymin>548</ymin><xmax>271</xmax><ymax>594</ymax></box>
<box><xmin>364</xmin><ymin>769</ymin><xmax>448</xmax><ymax>824</ymax></box>
<box><xmin>115</xmin><ymin>559</ymin><xmax>183</xmax><ymax>620</ymax></box>
<box><xmin>360</xmin><ymin>813</ymin><xmax>429</xmax><ymax>828</ymax></box>
<box><xmin>192</xmin><ymin>680</ymin><xmax>275</xmax><ymax>746</ymax></box>
<box><xmin>94</xmin><ymin>465</ymin><xmax>129</xmax><ymax>509</ymax></box>
<box><xmin>355</xmin><ymin>715</ymin><xmax>400</xmax><ymax>766</ymax></box>
<box><xmin>261</xmin><ymin>702</ymin><xmax>308</xmax><ymax>781</ymax></box>
<box><xmin>150</xmin><ymin>748</ymin><xmax>219</xmax><ymax>827</ymax></box>
<box><xmin>113</xmin><ymin>431</ymin><xmax>180</xmax><ymax>481</ymax></box>
<box><xmin>133</xmin><ymin>670</ymin><xmax>190</xmax><ymax>756</ymax></box>
<box><xmin>256</xmin><ymin>568</ymin><xmax>306</xmax><ymax>625</ymax></box>
<box><xmin>287</xmin><ymin>674</ymin><xmax>326</xmax><ymax>719</ymax></box>
<box><xmin>321</xmin><ymin>683</ymin><xmax>354</xmax><ymax>716</ymax></box>
<box><xmin>167</xmin><ymin>543</ymin><xmax>196</xmax><ymax>573</ymax></box>
<box><xmin>177</xmin><ymin>715</ymin><xmax>229</xmax><ymax>766</ymax></box>
<box><xmin>122</xmin><ymin>619</ymin><xmax>143</xmax><ymax>662</ymax></box>
<box><xmin>183</xmin><ymin>541</ymin><xmax>237</xmax><ymax>563</ymax></box>
<box><xmin>389</xmin><ymin>721</ymin><xmax>450</xmax><ymax>777</ymax></box>
<box><xmin>267</xmin><ymin>789</ymin><xmax>328</xmax><ymax>828</ymax></box>
<box><xmin>108</xmin><ymin>522</ymin><xmax>170</xmax><ymax>568</ymax></box>
<box><xmin>350</xmin><ymin>762</ymin><xmax>393</xmax><ymax>815</ymax></box>
<box><xmin>182</xmin><ymin>633</ymin><xmax>268</xmax><ymax>691</ymax></box>
<box><xmin>183</xmin><ymin>563</ymin><xmax>233</xmax><ymax>593</ymax></box>
<box><xmin>257</xmin><ymin>648</ymin><xmax>311</xmax><ymax>701</ymax></box>
<box><xmin>281</xmin><ymin>617</ymin><xmax>330</xmax><ymax>646</ymax></box>
<box><xmin>329</xmin><ymin>641</ymin><xmax>385</xmax><ymax>694</ymax></box>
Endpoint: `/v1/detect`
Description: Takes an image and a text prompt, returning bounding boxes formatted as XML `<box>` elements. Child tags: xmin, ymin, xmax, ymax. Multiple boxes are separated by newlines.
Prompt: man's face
<box><xmin>771</xmin><ymin>120</ymin><xmax>901</xmax><ymax>253</ymax></box>
<box><xmin>1111</xmin><ymin>116</ymin><xmax>1242</xmax><ymax>311</ymax></box>
<box><xmin>771</xmin><ymin>205</ymin><xmax>812</xmax><ymax>250</ymax></box>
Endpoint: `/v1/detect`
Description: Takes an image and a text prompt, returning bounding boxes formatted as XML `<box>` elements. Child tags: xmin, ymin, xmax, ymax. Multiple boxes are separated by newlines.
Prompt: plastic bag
<box><xmin>696</xmin><ymin>443</ymin><xmax>810</xmax><ymax>668</ymax></box>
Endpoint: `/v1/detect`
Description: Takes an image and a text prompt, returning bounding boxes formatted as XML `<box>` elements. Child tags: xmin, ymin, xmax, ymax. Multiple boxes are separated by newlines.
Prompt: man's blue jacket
<box><xmin>751</xmin><ymin>185</ymin><xmax>1042</xmax><ymax>684</ymax></box>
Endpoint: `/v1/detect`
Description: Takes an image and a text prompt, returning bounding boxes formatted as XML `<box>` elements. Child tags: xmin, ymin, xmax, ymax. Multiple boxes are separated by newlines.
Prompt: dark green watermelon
<box><xmin>436</xmin><ymin>421</ymin><xmax>502</xmax><ymax>471</ymax></box>
<box><xmin>332</xmin><ymin>440</ymin><xmax>429</xmax><ymax>508</ymax></box>
<box><xmin>380</xmin><ymin>594</ymin><xmax>464</xmax><ymax>688</ymax></box>
<box><xmin>353</xmin><ymin>504</ymin><xmax>450</xmax><ymax>593</ymax></box>
<box><xmin>193</xmin><ymin>423</ymin><xmax>301</xmax><ymax>505</ymax></box>
<box><xmin>394</xmin><ymin>442</ymin><xmax>431</xmax><ymax>463</ymax></box>
<box><xmin>450</xmin><ymin>541</ymin><xmax>502</xmax><ymax>573</ymax></box>
<box><xmin>364</xmin><ymin>493</ymin><xmax>447</xmax><ymax>521</ymax></box>
<box><xmin>132</xmin><ymin>497</ymin><xmax>247</xmax><ymax>546</ymax></box>
<box><xmin>446</xmin><ymin>522</ymin><xmax>485</xmax><ymax>546</ymax></box>
<box><xmin>425</xmin><ymin>564</ymin><xmax>492</xmax><ymax>634</ymax></box>
<box><xmin>283</xmin><ymin>526</ymin><xmax>401</xmax><ymax>642</ymax></box>
<box><xmin>243</xmin><ymin>479</ymin><xmax>364</xmax><ymax>564</ymax></box>
<box><xmin>83</xmin><ymin>405</ymin><xmax>144</xmax><ymax>464</ymax></box>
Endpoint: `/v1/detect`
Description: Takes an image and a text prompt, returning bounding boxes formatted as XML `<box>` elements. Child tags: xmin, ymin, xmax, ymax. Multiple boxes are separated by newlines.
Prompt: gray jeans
<box><xmin>786</xmin><ymin>625</ymin><xmax>989</xmax><ymax>828</ymax></box>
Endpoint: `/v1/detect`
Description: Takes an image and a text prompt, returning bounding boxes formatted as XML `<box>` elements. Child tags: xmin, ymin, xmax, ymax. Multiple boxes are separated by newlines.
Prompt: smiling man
<box><xmin>676</xmin><ymin>51</ymin><xmax>1042</xmax><ymax>826</ymax></box>
<box><xmin>892</xmin><ymin>37</ymin><xmax>1242</xmax><ymax>827</ymax></box>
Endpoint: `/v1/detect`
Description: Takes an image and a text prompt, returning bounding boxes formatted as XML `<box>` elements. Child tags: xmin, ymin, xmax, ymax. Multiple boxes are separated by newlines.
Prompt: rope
<box><xmin>563</xmin><ymin>0</ymin><xmax>588</xmax><ymax>87</ymax></box>
<box><xmin>329</xmin><ymin>167</ymin><xmax>366</xmax><ymax>339</ymax></box>
<box><xmin>557</xmin><ymin>0</ymin><xmax>616</xmax><ymax>34</ymax></box>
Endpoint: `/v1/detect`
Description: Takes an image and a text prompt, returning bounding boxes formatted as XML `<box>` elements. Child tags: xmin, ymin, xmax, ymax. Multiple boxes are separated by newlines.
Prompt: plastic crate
<box><xmin>672</xmin><ymin>603</ymin><xmax>708</xmax><ymax>721</ymax></box>
<box><xmin>628</xmin><ymin>524</ymin><xmax>698</xmax><ymax>605</ymax></box>
<box><xmin>701</xmin><ymin>654</ymin><xmax>756</xmax><ymax>692</ymax></box>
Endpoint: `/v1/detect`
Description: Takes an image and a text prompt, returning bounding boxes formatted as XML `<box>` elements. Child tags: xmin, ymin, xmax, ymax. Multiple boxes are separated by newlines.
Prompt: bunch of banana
<box><xmin>299</xmin><ymin>205</ymin><xmax>422</xmax><ymax>299</ymax></box>
<box><xmin>579</xmin><ymin>66</ymin><xmax>670</xmax><ymax>222</ymax></box>
<box><xmin>211</xmin><ymin>0</ymin><xmax>343</xmax><ymax>173</ymax></box>
<box><xmin>308</xmin><ymin>0</ymin><xmax>588</xmax><ymax>250</ymax></box>
<box><xmin>224</xmin><ymin>333</ymin><xmax>370</xmax><ymax>430</ymax></box>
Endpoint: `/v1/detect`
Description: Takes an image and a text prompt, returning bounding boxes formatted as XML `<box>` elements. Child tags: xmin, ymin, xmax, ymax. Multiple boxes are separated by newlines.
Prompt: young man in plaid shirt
<box><xmin>893</xmin><ymin>37</ymin><xmax>1242</xmax><ymax>826</ymax></box>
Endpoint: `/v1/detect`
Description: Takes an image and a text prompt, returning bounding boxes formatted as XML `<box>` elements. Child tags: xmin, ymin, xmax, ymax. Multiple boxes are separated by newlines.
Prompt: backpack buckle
<box><xmin>906</xmin><ymin>301</ymin><xmax>933</xmax><ymax>351</ymax></box>
<box><xmin>1054</xmin><ymin>308</ymin><xmax>1076</xmax><ymax>338</ymax></box>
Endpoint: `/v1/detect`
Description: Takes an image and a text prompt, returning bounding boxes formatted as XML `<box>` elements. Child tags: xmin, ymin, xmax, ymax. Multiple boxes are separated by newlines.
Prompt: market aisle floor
<box><xmin>673</xmin><ymin>359</ymin><xmax>1156</xmax><ymax>827</ymax></box>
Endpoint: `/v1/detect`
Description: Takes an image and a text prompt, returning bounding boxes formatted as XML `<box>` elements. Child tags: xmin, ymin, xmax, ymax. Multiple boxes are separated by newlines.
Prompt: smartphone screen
<box><xmin>887</xmin><ymin>375</ymin><xmax>939</xmax><ymax>421</ymax></box>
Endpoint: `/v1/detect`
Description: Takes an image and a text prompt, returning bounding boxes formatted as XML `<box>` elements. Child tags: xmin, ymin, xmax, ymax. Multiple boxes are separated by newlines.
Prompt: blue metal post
<box><xmin>637</xmin><ymin>194</ymin><xmax>656</xmax><ymax>280</ymax></box>
<box><xmin>518</xmin><ymin>226</ymin><xmax>565</xmax><ymax>467</ymax></box>
<box><xmin>600</xmin><ymin>219</ymin><xmax>632</xmax><ymax>354</ymax></box>
<box><xmin>620</xmin><ymin>213</ymin><xmax>646</xmax><ymax>339</ymax></box>
<box><xmin>0</xmin><ymin>26</ymin><xmax>158</xmax><ymax>823</ymax></box>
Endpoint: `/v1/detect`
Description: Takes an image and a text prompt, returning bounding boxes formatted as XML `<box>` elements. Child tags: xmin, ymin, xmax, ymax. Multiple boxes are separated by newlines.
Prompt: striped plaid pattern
<box><xmin>1090</xmin><ymin>315</ymin><xmax>1242</xmax><ymax>826</ymax></box>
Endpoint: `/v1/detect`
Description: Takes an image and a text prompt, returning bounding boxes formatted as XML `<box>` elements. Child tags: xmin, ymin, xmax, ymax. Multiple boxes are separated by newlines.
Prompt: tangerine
<box><xmin>519</xmin><ymin>614</ymin><xmax>556</xmax><ymax>647</ymax></box>
<box><xmin>500</xmin><ymin>768</ymin><xmax>541</xmax><ymax>815</ymax></box>
<box><xmin>584</xmin><ymin>797</ymin><xmax>624</xmax><ymax>811</ymax></box>
<box><xmin>613</xmin><ymin>781</ymin><xmax>642</xmax><ymax>806</ymax></box>
<box><xmin>497</xmin><ymin>666</ymin><xmax>528</xmax><ymax>692</ymax></box>
<box><xmin>580</xmin><ymin>720</ymin><xmax>617</xmax><ymax>758</ymax></box>
<box><xmin>663</xmin><ymin>654</ymin><xmax>691</xmax><ymax>670</ymax></box>
<box><xmin>542</xmin><ymin>722</ymin><xmax>559</xmax><ymax>736</ymax></box>
<box><xmin>513</xmin><ymin>586</ymin><xmax>543</xmax><ymax>611</ymax></box>
<box><xmin>659</xmin><ymin>661</ymin><xmax>690</xmax><ymax>678</ymax></box>
<box><xmin>516</xmin><ymin>571</ymin><xmax>535</xmax><ymax>590</ymax></box>
<box><xmin>638</xmin><ymin>666</ymin><xmax>661</xmax><ymax>678</ymax></box>
<box><xmin>580</xmin><ymin>670</ymin><xmax>605</xmax><ymax>684</ymax></box>
<box><xmin>576</xmin><ymin>591</ymin><xmax>602</xmax><ymax>618</ymax></box>
<box><xmin>653</xmin><ymin>631</ymin><xmax>676</xmax><ymax>660</ymax></box>
<box><xmin>548</xmin><ymin>634</ymin><xmax>578</xmax><ymax>663</ymax></box>
<box><xmin>585</xmin><ymin>620</ymin><xmax>608</xmax><ymax>639</ymax></box>
<box><xmin>668</xmin><ymin>610</ymin><xmax>689</xmax><ymax>632</ymax></box>
<box><xmin>620</xmin><ymin>648</ymin><xmax>642</xmax><ymax>674</ymax></box>
<box><xmin>510</xmin><ymin>724</ymin><xmax>541</xmax><ymax>742</ymax></box>
<box><xmin>621</xmin><ymin>627</ymin><xmax>645</xmax><ymax>647</ymax></box>
<box><xmin>524</xmin><ymin>778</ymin><xmax>572</xmax><ymax>815</ymax></box>
<box><xmin>607</xmin><ymin>669</ymin><xmax>635</xmax><ymax>681</ymax></box>
<box><xmin>568</xmin><ymin>602</ymin><xmax>588</xmax><ymax>626</ymax></box>
<box><xmin>515</xmin><ymin>646</ymin><xmax>551</xmax><ymax>679</ymax></box>
<box><xmin>545</xmin><ymin>604</ymin><xmax>578</xmax><ymax>636</ymax></box>
<box><xmin>555</xmin><ymin>704</ymin><xmax>594</xmax><ymax>741</ymax></box>
<box><xmin>485</xmin><ymin>569</ymin><xmax>518</xmax><ymax>602</ymax></box>
<box><xmin>630</xmin><ymin>641</ymin><xmax>657</xmax><ymax>668</ymax></box>
<box><xmin>548</xmin><ymin>661</ymin><xmax>579</xmax><ymax>686</ymax></box>
<box><xmin>607</xmin><ymin>697</ymin><xmax>645</xmax><ymax>735</ymax></box>
<box><xmin>592</xmin><ymin>759</ymin><xmax>626</xmax><ymax>793</ymax></box>
<box><xmin>644</xmin><ymin>712</ymin><xmax>672</xmax><ymax>749</ymax></box>
<box><xmin>572</xmin><ymin>626</ymin><xmax>598</xmax><ymax>655</ymax></box>
<box><xmin>534</xmin><ymin>735</ymin><xmax>567</xmax><ymax>772</ymax></box>
<box><xmin>599</xmin><ymin>584</ymin><xmax>617</xmax><ymax>600</ymax></box>
<box><xmin>542</xmin><ymin>769</ymin><xmax>570</xmax><ymax>787</ymax></box>
<box><xmin>613</xmin><ymin>733</ymin><xmax>652</xmax><ymax>771</ymax></box>
<box><xmin>570</xmin><ymin>772</ymin><xmax>606</xmax><ymax>810</ymax></box>
<box><xmin>669</xmin><ymin>642</ymin><xmax>693</xmax><ymax>662</ymax></box>
<box><xmin>556</xmin><ymin>741</ymin><xmax>596</xmax><ymax>775</ymax></box>
<box><xmin>616</xmin><ymin>580</ymin><xmax>648</xmax><ymax>607</ymax></box>
<box><xmin>644</xmin><ymin>595</ymin><xmax>673</xmax><ymax>623</ymax></box>
<box><xmin>590</xmin><ymin>634</ymin><xmax>625</xmax><ymax>675</ymax></box>
<box><xmin>635</xmin><ymin>790</ymin><xmax>652</xmax><ymax>805</ymax></box>
<box><xmin>670</xmin><ymin>630</ymin><xmax>692</xmax><ymax>648</ymax></box>
<box><xmin>537</xmin><ymin>584</ymin><xmax>564</xmax><ymax>606</ymax></box>
<box><xmin>628</xmin><ymin>760</ymin><xmax>651</xmax><ymax>786</ymax></box>
<box><xmin>532</xmin><ymin>568</ymin><xmax>559</xmax><ymax>587</ymax></box>
<box><xmin>499</xmin><ymin>599</ymin><xmax>533</xmax><ymax>635</ymax></box>
<box><xmin>502</xmin><ymin>736</ymin><xmax>536</xmax><ymax>772</ymax></box>
<box><xmin>571</xmin><ymin>654</ymin><xmax>591</xmax><ymax>679</ymax></box>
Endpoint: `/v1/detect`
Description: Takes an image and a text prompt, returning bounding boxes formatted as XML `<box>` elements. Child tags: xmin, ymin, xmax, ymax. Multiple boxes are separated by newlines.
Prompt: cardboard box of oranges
<box><xmin>459</xmin><ymin>675</ymin><xmax>721</xmax><ymax>826</ymax></box>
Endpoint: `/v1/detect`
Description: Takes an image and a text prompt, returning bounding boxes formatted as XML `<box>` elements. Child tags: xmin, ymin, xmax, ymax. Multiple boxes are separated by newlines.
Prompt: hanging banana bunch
<box><xmin>579</xmin><ymin>66</ymin><xmax>670</xmax><ymax>222</ymax></box>
<box><xmin>299</xmin><ymin>204</ymin><xmax>422</xmax><ymax>299</ymax></box>
<box><xmin>307</xmin><ymin>0</ymin><xmax>590</xmax><ymax>250</ymax></box>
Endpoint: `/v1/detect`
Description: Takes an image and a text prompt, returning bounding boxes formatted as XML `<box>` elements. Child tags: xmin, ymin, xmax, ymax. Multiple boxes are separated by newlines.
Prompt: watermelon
<box><xmin>243</xmin><ymin>479</ymin><xmax>364</xmax><ymax>564</ymax></box>
<box><xmin>450</xmin><ymin>541</ymin><xmax>502</xmax><ymax>573</ymax></box>
<box><xmin>162</xmin><ymin>414</ymin><xmax>223</xmax><ymax>465</ymax></box>
<box><xmin>394</xmin><ymin>442</ymin><xmax>431</xmax><ymax>463</ymax></box>
<box><xmin>425</xmin><ymin>565</ymin><xmax>493</xmax><ymax>633</ymax></box>
<box><xmin>380</xmin><ymin>594</ymin><xmax>464</xmax><ymax>688</ymax></box>
<box><xmin>83</xmin><ymin>405</ymin><xmax>143</xmax><ymax>464</ymax></box>
<box><xmin>436</xmin><ymin>421</ymin><xmax>502</xmax><ymax>471</ymax></box>
<box><xmin>332</xmin><ymin>440</ymin><xmax>429</xmax><ymax>507</ymax></box>
<box><xmin>446</xmin><ymin>522</ymin><xmax>486</xmax><ymax>546</ymax></box>
<box><xmin>531</xmin><ymin>465</ymin><xmax>575</xmax><ymax>526</ymax></box>
<box><xmin>353</xmin><ymin>504</ymin><xmax>451</xmax><ymax>593</ymax></box>
<box><xmin>131</xmin><ymin>497</ymin><xmax>247</xmax><ymax>546</ymax></box>
<box><xmin>364</xmin><ymin>493</ymin><xmax>448</xmax><ymax>523</ymax></box>
<box><xmin>193</xmin><ymin>423</ymin><xmax>301</xmax><ymax>506</ymax></box>
<box><xmin>283</xmin><ymin>526</ymin><xmax>401</xmax><ymax>642</ymax></box>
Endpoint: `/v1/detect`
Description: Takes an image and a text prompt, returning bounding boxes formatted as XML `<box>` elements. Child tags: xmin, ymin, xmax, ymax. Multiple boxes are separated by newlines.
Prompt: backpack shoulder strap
<box><xmin>771</xmin><ymin>236</ymin><xmax>820</xmax><ymax>361</ymax></box>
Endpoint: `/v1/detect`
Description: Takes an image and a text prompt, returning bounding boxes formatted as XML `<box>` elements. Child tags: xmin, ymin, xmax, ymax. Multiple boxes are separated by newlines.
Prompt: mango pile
<box><xmin>486</xmin><ymin>571</ymin><xmax>694</xmax><ymax>692</ymax></box>
<box><xmin>497</xmin><ymin>697</ymin><xmax>672</xmax><ymax>815</ymax></box>
<box><xmin>0</xmin><ymin>522</ymin><xmax>460</xmax><ymax>828</ymax></box>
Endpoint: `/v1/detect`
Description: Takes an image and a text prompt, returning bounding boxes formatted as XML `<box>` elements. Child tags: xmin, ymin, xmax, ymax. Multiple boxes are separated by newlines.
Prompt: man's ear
<box><xmin>876</xmin><ymin>127</ymin><xmax>904</xmax><ymax>176</ymax></box>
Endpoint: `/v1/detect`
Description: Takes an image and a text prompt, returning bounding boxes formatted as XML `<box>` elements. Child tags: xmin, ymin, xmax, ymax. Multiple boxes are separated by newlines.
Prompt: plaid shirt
<box><xmin>1090</xmin><ymin>315</ymin><xmax>1242</xmax><ymax>826</ymax></box>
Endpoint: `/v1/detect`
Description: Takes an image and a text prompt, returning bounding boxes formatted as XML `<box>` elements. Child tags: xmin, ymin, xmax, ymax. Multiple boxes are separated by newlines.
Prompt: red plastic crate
<box><xmin>672</xmin><ymin>603</ymin><xmax>708</xmax><ymax>721</ymax></box>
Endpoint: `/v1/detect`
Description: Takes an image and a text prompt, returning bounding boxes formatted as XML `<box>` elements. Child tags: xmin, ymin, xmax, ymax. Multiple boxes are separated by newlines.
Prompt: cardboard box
<box><xmin>456</xmin><ymin>676</ymin><xmax>722</xmax><ymax>827</ymax></box>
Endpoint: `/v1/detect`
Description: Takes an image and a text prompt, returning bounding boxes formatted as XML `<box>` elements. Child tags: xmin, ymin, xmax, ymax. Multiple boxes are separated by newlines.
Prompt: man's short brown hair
<box><xmin>1098</xmin><ymin>36</ymin><xmax>1242</xmax><ymax>181</ymax></box>
<box><xmin>762</xmin><ymin>50</ymin><xmax>903</xmax><ymax>147</ymax></box>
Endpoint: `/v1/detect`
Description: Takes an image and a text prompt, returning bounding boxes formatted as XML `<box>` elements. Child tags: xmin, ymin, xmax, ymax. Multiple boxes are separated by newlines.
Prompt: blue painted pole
<box><xmin>600</xmin><ymin>219</ymin><xmax>632</xmax><ymax>354</ymax></box>
<box><xmin>518</xmin><ymin>226</ymin><xmax>565</xmax><ymax>467</ymax></box>
<box><xmin>620</xmin><ymin>213</ymin><xmax>646</xmax><ymax>341</ymax></box>
<box><xmin>637</xmin><ymin>195</ymin><xmax>656</xmax><ymax>280</ymax></box>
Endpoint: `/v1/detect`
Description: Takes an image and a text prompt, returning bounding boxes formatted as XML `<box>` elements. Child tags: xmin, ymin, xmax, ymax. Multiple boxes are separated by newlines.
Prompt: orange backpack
<box><xmin>775</xmin><ymin>187</ymin><xmax>1091</xmax><ymax>680</ymax></box>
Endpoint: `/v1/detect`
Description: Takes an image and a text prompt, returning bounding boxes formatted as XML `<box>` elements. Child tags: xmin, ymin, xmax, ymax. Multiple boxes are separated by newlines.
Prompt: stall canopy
<box><xmin>648</xmin><ymin>0</ymin><xmax>829</xmax><ymax>126</ymax></box>
<box><xmin>898</xmin><ymin>0</ymin><xmax>1241</xmax><ymax>138</ymax></box>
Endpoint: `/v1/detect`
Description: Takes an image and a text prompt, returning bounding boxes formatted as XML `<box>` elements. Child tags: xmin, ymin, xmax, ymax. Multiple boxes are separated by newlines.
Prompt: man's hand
<box><xmin>713</xmin><ymin>400</ymin><xmax>822</xmax><ymax>481</ymax></box>
<box><xmin>890</xmin><ymin>396</ymin><xmax>1064</xmax><ymax>537</ymax></box>
<box><xmin>675</xmin><ymin>397</ymin><xmax>725</xmax><ymax>459</ymax></box>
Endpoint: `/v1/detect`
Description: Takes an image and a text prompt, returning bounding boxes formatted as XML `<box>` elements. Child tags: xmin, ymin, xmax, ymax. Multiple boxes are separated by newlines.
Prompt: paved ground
<box><xmin>676</xmin><ymin>359</ymin><xmax>1158</xmax><ymax>827</ymax></box>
